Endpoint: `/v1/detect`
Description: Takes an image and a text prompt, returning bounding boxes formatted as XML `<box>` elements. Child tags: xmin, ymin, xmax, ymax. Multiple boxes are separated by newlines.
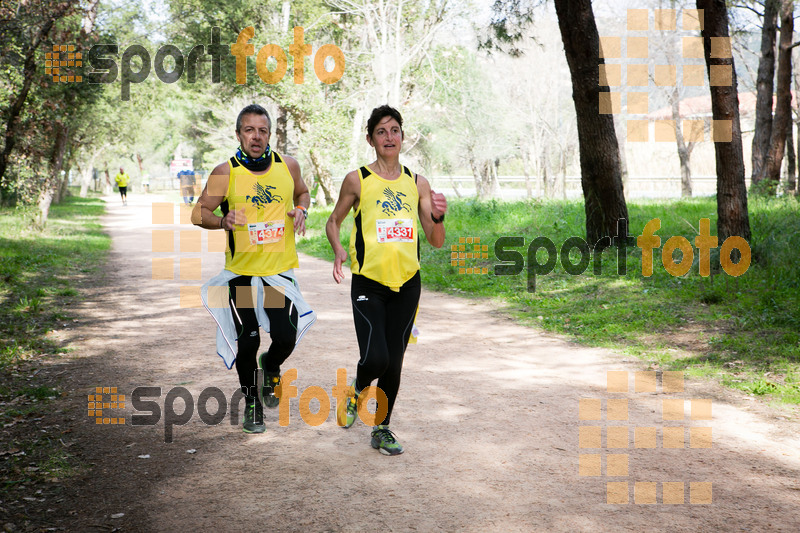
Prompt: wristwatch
<box><xmin>431</xmin><ymin>212</ymin><xmax>445</xmax><ymax>224</ymax></box>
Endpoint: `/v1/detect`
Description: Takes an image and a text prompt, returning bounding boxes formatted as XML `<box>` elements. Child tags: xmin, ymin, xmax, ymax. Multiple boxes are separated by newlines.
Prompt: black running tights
<box><xmin>350</xmin><ymin>272</ymin><xmax>420</xmax><ymax>426</ymax></box>
<box><xmin>229</xmin><ymin>275</ymin><xmax>298</xmax><ymax>396</ymax></box>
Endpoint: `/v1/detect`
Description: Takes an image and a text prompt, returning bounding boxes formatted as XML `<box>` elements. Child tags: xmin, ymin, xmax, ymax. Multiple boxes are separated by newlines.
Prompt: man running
<box><xmin>114</xmin><ymin>167</ymin><xmax>130</xmax><ymax>205</ymax></box>
<box><xmin>192</xmin><ymin>104</ymin><xmax>315</xmax><ymax>434</ymax></box>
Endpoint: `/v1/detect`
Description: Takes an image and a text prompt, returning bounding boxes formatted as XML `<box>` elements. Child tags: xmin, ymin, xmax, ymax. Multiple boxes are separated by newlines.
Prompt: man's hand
<box><xmin>332</xmin><ymin>248</ymin><xmax>348</xmax><ymax>284</ymax></box>
<box><xmin>220</xmin><ymin>208</ymin><xmax>246</xmax><ymax>230</ymax></box>
<box><xmin>288</xmin><ymin>208</ymin><xmax>307</xmax><ymax>236</ymax></box>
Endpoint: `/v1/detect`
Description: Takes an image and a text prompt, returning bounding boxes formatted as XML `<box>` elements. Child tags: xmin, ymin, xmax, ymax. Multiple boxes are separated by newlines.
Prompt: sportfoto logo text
<box><xmin>79</xmin><ymin>26</ymin><xmax>344</xmax><ymax>100</ymax></box>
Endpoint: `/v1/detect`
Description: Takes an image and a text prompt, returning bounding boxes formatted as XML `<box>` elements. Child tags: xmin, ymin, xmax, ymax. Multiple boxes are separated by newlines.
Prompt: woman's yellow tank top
<box><xmin>349</xmin><ymin>165</ymin><xmax>419</xmax><ymax>289</ymax></box>
<box><xmin>222</xmin><ymin>152</ymin><xmax>299</xmax><ymax>276</ymax></box>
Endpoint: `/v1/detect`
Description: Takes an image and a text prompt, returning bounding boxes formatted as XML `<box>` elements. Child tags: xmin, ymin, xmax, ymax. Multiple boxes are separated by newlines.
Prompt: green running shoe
<box><xmin>337</xmin><ymin>380</ymin><xmax>358</xmax><ymax>428</ymax></box>
<box><xmin>258</xmin><ymin>352</ymin><xmax>281</xmax><ymax>409</ymax></box>
<box><xmin>371</xmin><ymin>425</ymin><xmax>404</xmax><ymax>456</ymax></box>
<box><xmin>242</xmin><ymin>397</ymin><xmax>265</xmax><ymax>434</ymax></box>
<box><xmin>261</xmin><ymin>371</ymin><xmax>281</xmax><ymax>409</ymax></box>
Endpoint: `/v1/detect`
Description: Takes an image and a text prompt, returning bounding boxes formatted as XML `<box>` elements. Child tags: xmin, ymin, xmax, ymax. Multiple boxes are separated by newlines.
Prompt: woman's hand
<box><xmin>430</xmin><ymin>190</ymin><xmax>447</xmax><ymax>219</ymax></box>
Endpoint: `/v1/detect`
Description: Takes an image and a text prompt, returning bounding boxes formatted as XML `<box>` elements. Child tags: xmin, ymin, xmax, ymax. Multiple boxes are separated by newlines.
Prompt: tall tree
<box><xmin>653</xmin><ymin>0</ymin><xmax>700</xmax><ymax>198</ymax></box>
<box><xmin>750</xmin><ymin>0</ymin><xmax>779</xmax><ymax>188</ymax></box>
<box><xmin>0</xmin><ymin>0</ymin><xmax>77</xmax><ymax>197</ymax></box>
<box><xmin>697</xmin><ymin>0</ymin><xmax>751</xmax><ymax>242</ymax></box>
<box><xmin>554</xmin><ymin>0</ymin><xmax>628</xmax><ymax>244</ymax></box>
<box><xmin>786</xmin><ymin>120</ymin><xmax>796</xmax><ymax>192</ymax></box>
<box><xmin>37</xmin><ymin>0</ymin><xmax>102</xmax><ymax>225</ymax></box>
<box><xmin>763</xmin><ymin>0</ymin><xmax>794</xmax><ymax>195</ymax></box>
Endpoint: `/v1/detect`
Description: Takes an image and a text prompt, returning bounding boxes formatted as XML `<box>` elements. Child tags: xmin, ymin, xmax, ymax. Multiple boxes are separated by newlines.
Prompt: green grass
<box><xmin>300</xmin><ymin>196</ymin><xmax>800</xmax><ymax>407</ymax></box>
<box><xmin>0</xmin><ymin>194</ymin><xmax>110</xmax><ymax>368</ymax></box>
<box><xmin>0</xmin><ymin>192</ymin><xmax>107</xmax><ymax>494</ymax></box>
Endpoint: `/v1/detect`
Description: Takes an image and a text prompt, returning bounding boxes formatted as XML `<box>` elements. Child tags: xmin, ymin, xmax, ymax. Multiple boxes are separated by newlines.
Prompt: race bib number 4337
<box><xmin>248</xmin><ymin>220</ymin><xmax>285</xmax><ymax>245</ymax></box>
<box><xmin>376</xmin><ymin>218</ymin><xmax>414</xmax><ymax>243</ymax></box>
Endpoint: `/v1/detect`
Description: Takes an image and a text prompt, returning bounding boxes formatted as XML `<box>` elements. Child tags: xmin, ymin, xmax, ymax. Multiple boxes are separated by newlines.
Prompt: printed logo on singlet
<box><xmin>246</xmin><ymin>182</ymin><xmax>283</xmax><ymax>207</ymax></box>
<box><xmin>377</xmin><ymin>187</ymin><xmax>412</xmax><ymax>216</ymax></box>
<box><xmin>356</xmin><ymin>295</ymin><xmax>368</xmax><ymax>302</ymax></box>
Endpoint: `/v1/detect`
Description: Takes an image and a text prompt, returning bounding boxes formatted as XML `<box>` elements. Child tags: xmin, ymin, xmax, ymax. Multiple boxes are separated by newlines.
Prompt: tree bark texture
<box><xmin>307</xmin><ymin>149</ymin><xmax>335</xmax><ymax>206</ymax></box>
<box><xmin>554</xmin><ymin>0</ymin><xmax>628</xmax><ymax>244</ymax></box>
<box><xmin>40</xmin><ymin>122</ymin><xmax>70</xmax><ymax>224</ymax></box>
<box><xmin>786</xmin><ymin>121</ymin><xmax>796</xmax><ymax>193</ymax></box>
<box><xmin>697</xmin><ymin>0</ymin><xmax>751</xmax><ymax>243</ymax></box>
<box><xmin>763</xmin><ymin>0</ymin><xmax>794</xmax><ymax>194</ymax></box>
<box><xmin>275</xmin><ymin>107</ymin><xmax>288</xmax><ymax>153</ymax></box>
<box><xmin>750</xmin><ymin>0</ymin><xmax>779</xmax><ymax>186</ymax></box>
<box><xmin>672</xmin><ymin>86</ymin><xmax>693</xmax><ymax>197</ymax></box>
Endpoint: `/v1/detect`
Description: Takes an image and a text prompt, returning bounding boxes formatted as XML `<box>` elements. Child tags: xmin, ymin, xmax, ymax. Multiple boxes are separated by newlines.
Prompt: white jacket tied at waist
<box><xmin>201</xmin><ymin>269</ymin><xmax>316</xmax><ymax>369</ymax></box>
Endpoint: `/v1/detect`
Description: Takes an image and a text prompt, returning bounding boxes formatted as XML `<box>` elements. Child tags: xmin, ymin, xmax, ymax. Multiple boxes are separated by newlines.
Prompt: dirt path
<box><xmin>34</xmin><ymin>195</ymin><xmax>800</xmax><ymax>531</ymax></box>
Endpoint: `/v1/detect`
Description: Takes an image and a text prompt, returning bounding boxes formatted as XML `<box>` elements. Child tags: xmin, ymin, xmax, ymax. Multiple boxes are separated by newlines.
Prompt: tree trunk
<box><xmin>307</xmin><ymin>149</ymin><xmax>334</xmax><ymax>206</ymax></box>
<box><xmin>486</xmin><ymin>159</ymin><xmax>499</xmax><ymax>199</ymax></box>
<box><xmin>796</xmin><ymin>119</ymin><xmax>800</xmax><ymax>194</ymax></box>
<box><xmin>697</xmin><ymin>0</ymin><xmax>751</xmax><ymax>243</ymax></box>
<box><xmin>539</xmin><ymin>145</ymin><xmax>550</xmax><ymax>197</ymax></box>
<box><xmin>78</xmin><ymin>161</ymin><xmax>91</xmax><ymax>198</ymax></box>
<box><xmin>763</xmin><ymin>0</ymin><xmax>794</xmax><ymax>195</ymax></box>
<box><xmin>39</xmin><ymin>122</ymin><xmax>70</xmax><ymax>224</ymax></box>
<box><xmin>275</xmin><ymin>107</ymin><xmax>289</xmax><ymax>153</ymax></box>
<box><xmin>554</xmin><ymin>0</ymin><xmax>628</xmax><ymax>244</ymax></box>
<box><xmin>672</xmin><ymin>87</ymin><xmax>693</xmax><ymax>197</ymax></box>
<box><xmin>470</xmin><ymin>157</ymin><xmax>497</xmax><ymax>200</ymax></box>
<box><xmin>521</xmin><ymin>150</ymin><xmax>533</xmax><ymax>198</ymax></box>
<box><xmin>37</xmin><ymin>188</ymin><xmax>55</xmax><ymax>229</ymax></box>
<box><xmin>786</xmin><ymin>120</ymin><xmax>796</xmax><ymax>193</ymax></box>
<box><xmin>103</xmin><ymin>167</ymin><xmax>112</xmax><ymax>193</ymax></box>
<box><xmin>751</xmin><ymin>0</ymin><xmax>779</xmax><ymax>187</ymax></box>
<box><xmin>616</xmin><ymin>118</ymin><xmax>629</xmax><ymax>190</ymax></box>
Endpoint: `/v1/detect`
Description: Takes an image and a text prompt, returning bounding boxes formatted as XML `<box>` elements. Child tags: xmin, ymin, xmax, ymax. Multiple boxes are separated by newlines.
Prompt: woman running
<box><xmin>326</xmin><ymin>105</ymin><xmax>447</xmax><ymax>455</ymax></box>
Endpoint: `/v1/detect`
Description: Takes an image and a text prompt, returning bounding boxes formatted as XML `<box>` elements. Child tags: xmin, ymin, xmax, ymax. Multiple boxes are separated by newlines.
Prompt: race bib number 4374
<box><xmin>376</xmin><ymin>218</ymin><xmax>414</xmax><ymax>243</ymax></box>
<box><xmin>248</xmin><ymin>220</ymin><xmax>285</xmax><ymax>245</ymax></box>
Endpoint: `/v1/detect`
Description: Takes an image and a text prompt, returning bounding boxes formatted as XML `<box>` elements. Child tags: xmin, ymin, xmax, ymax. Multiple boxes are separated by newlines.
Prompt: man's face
<box><xmin>236</xmin><ymin>113</ymin><xmax>270</xmax><ymax>159</ymax></box>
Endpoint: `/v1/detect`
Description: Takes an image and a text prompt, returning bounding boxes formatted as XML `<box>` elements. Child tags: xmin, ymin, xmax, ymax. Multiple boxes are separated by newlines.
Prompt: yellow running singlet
<box><xmin>349</xmin><ymin>165</ymin><xmax>419</xmax><ymax>290</ymax></box>
<box><xmin>223</xmin><ymin>152</ymin><xmax>299</xmax><ymax>276</ymax></box>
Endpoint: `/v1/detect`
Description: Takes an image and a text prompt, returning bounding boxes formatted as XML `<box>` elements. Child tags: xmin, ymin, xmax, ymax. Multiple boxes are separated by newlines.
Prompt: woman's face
<box><xmin>368</xmin><ymin>116</ymin><xmax>403</xmax><ymax>158</ymax></box>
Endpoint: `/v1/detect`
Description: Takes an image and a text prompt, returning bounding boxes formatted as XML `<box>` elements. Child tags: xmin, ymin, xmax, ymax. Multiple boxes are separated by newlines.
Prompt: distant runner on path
<box><xmin>326</xmin><ymin>105</ymin><xmax>448</xmax><ymax>455</ymax></box>
<box><xmin>192</xmin><ymin>104</ymin><xmax>316</xmax><ymax>434</ymax></box>
<box><xmin>114</xmin><ymin>167</ymin><xmax>130</xmax><ymax>206</ymax></box>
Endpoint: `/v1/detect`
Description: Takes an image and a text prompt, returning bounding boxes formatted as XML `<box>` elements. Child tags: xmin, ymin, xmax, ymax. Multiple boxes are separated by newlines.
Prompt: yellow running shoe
<box><xmin>337</xmin><ymin>380</ymin><xmax>358</xmax><ymax>428</ymax></box>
